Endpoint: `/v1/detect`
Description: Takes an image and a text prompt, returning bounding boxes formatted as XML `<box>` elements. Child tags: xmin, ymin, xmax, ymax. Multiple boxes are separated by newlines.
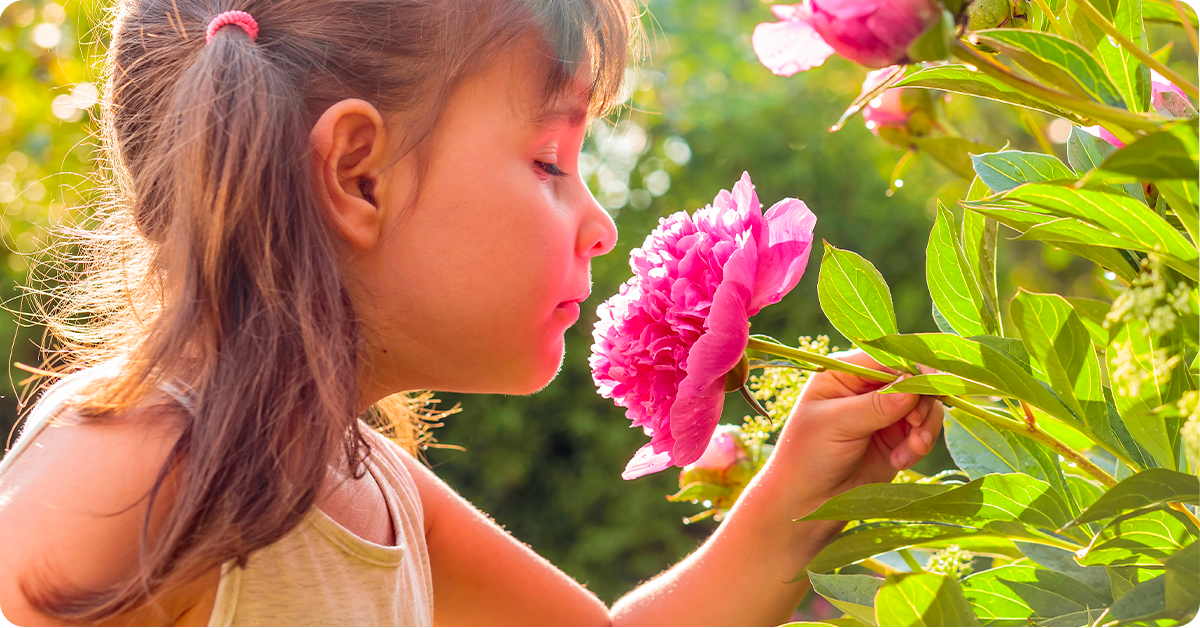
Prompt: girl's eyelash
<box><xmin>537</xmin><ymin>161</ymin><xmax>568</xmax><ymax>177</ymax></box>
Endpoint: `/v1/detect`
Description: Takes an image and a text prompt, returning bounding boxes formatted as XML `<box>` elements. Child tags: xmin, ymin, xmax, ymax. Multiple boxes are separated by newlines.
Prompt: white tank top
<box><xmin>0</xmin><ymin>363</ymin><xmax>434</xmax><ymax>626</ymax></box>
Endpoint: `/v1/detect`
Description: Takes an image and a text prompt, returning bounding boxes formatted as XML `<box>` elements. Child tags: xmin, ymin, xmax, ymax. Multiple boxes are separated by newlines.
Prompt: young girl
<box><xmin>0</xmin><ymin>0</ymin><xmax>945</xmax><ymax>624</ymax></box>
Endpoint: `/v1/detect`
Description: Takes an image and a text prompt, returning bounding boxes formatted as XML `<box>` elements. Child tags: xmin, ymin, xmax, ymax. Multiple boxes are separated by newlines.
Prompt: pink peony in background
<box><xmin>689</xmin><ymin>424</ymin><xmax>751</xmax><ymax>472</ymax></box>
<box><xmin>590</xmin><ymin>173</ymin><xmax>816</xmax><ymax>480</ymax></box>
<box><xmin>1083</xmin><ymin>70</ymin><xmax>1193</xmax><ymax>147</ymax></box>
<box><xmin>752</xmin><ymin>0</ymin><xmax>943</xmax><ymax>76</ymax></box>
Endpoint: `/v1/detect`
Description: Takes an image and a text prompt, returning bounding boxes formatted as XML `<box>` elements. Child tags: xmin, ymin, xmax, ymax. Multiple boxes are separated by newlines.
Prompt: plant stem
<box><xmin>898</xmin><ymin>548</ymin><xmax>925</xmax><ymax>572</ymax></box>
<box><xmin>744</xmin><ymin>337</ymin><xmax>1120</xmax><ymax>489</ymax></box>
<box><xmin>1170</xmin><ymin>0</ymin><xmax>1200</xmax><ymax>56</ymax></box>
<box><xmin>1070</xmin><ymin>0</ymin><xmax>1200</xmax><ymax>99</ymax></box>
<box><xmin>952</xmin><ymin>42</ymin><xmax>1157</xmax><ymax>141</ymax></box>
<box><xmin>1032</xmin><ymin>0</ymin><xmax>1072</xmax><ymax>38</ymax></box>
<box><xmin>1170</xmin><ymin>502</ymin><xmax>1200</xmax><ymax>529</ymax></box>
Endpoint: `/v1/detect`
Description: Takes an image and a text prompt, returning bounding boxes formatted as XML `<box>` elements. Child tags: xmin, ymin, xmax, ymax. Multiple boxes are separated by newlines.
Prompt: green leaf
<box><xmin>927</xmin><ymin>203</ymin><xmax>998</xmax><ymax>337</ymax></box>
<box><xmin>1064</xmin><ymin>469</ymin><xmax>1200</xmax><ymax>528</ymax></box>
<box><xmin>808</xmin><ymin>522</ymin><xmax>994</xmax><ymax>574</ymax></box>
<box><xmin>894</xmin><ymin>65</ymin><xmax>1088</xmax><ymax>124</ymax></box>
<box><xmin>1157</xmin><ymin>178</ymin><xmax>1199</xmax><ymax>245</ymax></box>
<box><xmin>1109</xmin><ymin>574</ymin><xmax>1167</xmax><ymax>620</ymax></box>
<box><xmin>781</xmin><ymin>621</ymin><xmax>866</xmax><ymax>628</ymax></box>
<box><xmin>1014</xmin><ymin>541</ymin><xmax>1113</xmax><ymax>594</ymax></box>
<box><xmin>970</xmin><ymin>150</ymin><xmax>1075</xmax><ymax>193</ymax></box>
<box><xmin>1064</xmin><ymin>296</ymin><xmax>1112</xmax><ymax>348</ymax></box>
<box><xmin>1093</xmin><ymin>0</ymin><xmax>1151</xmax><ymax>112</ymax></box>
<box><xmin>863</xmin><ymin>333</ymin><xmax>1078</xmax><ymax>426</ymax></box>
<box><xmin>973</xmin><ymin>29</ymin><xmax>1125</xmax><ymax>107</ymax></box>
<box><xmin>875</xmin><ymin>572</ymin><xmax>980</xmax><ymax>627</ymax></box>
<box><xmin>910</xmin><ymin>136</ymin><xmax>997</xmax><ymax>180</ymax></box>
<box><xmin>799</xmin><ymin>483</ymin><xmax>953</xmax><ymax>522</ymax></box>
<box><xmin>1143</xmin><ymin>0</ymin><xmax>1199</xmax><ymax>24</ymax></box>
<box><xmin>1106</xmin><ymin>565</ymin><xmax>1164</xmax><ymax>600</ymax></box>
<box><xmin>960</xmin><ymin>564</ymin><xmax>1109</xmax><ymax>624</ymax></box>
<box><xmin>817</xmin><ymin>242</ymin><xmax>917</xmax><ymax>374</ymax></box>
<box><xmin>1108</xmin><ymin>320</ymin><xmax>1183</xmax><ymax>469</ymax></box>
<box><xmin>1066</xmin><ymin>125</ymin><xmax>1146</xmax><ymax>202</ymax></box>
<box><xmin>961</xmin><ymin>179</ymin><xmax>1002</xmax><ymax>336</ymax></box>
<box><xmin>1076</xmin><ymin>508</ymin><xmax>1198</xmax><ymax>567</ymax></box>
<box><xmin>808</xmin><ymin>572</ymin><xmax>884</xmax><ymax>627</ymax></box>
<box><xmin>1163</xmin><ymin>542</ymin><xmax>1200</xmax><ymax>612</ymax></box>
<box><xmin>1008</xmin><ymin>290</ymin><xmax>1107</xmax><ymax>437</ymax></box>
<box><xmin>943</xmin><ymin>410</ymin><xmax>1077</xmax><ymax>517</ymax></box>
<box><xmin>802</xmin><ymin>473</ymin><xmax>1074</xmax><ymax>532</ymax></box>
<box><xmin>665</xmin><ymin>481</ymin><xmax>728</xmax><ymax>503</ymax></box>
<box><xmin>1098</xmin><ymin>120</ymin><xmax>1200</xmax><ymax>181</ymax></box>
<box><xmin>883</xmin><ymin>374</ymin><xmax>1006</xmax><ymax>397</ymax></box>
<box><xmin>1003</xmin><ymin>184</ymin><xmax>1198</xmax><ymax>281</ymax></box>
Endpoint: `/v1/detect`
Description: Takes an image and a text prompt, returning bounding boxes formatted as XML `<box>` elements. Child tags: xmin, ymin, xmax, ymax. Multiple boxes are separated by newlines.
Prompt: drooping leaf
<box><xmin>807</xmin><ymin>522</ymin><xmax>994</xmax><ymax>574</ymax></box>
<box><xmin>803</xmin><ymin>473</ymin><xmax>1074</xmax><ymax>532</ymax></box>
<box><xmin>1108</xmin><ymin>320</ymin><xmax>1183</xmax><ymax>469</ymax></box>
<box><xmin>970</xmin><ymin>150</ymin><xmax>1075</xmax><ymax>193</ymax></box>
<box><xmin>960</xmin><ymin>564</ymin><xmax>1109</xmax><ymax>625</ymax></box>
<box><xmin>927</xmin><ymin>202</ymin><xmax>998</xmax><ymax>337</ymax></box>
<box><xmin>808</xmin><ymin>571</ymin><xmax>884</xmax><ymax>627</ymax></box>
<box><xmin>960</xmin><ymin>179</ymin><xmax>1001</xmax><ymax>336</ymax></box>
<box><xmin>1009</xmin><ymin>290</ymin><xmax>1107</xmax><ymax>438</ymax></box>
<box><xmin>817</xmin><ymin>242</ymin><xmax>917</xmax><ymax>374</ymax></box>
<box><xmin>943</xmin><ymin>409</ymin><xmax>1077</xmax><ymax>517</ymax></box>
<box><xmin>875</xmin><ymin>572</ymin><xmax>980</xmax><ymax>627</ymax></box>
<box><xmin>1075</xmin><ymin>508</ymin><xmax>1198</xmax><ymax>567</ymax></box>
<box><xmin>1063</xmin><ymin>296</ymin><xmax>1112</xmax><ymax>348</ymax></box>
<box><xmin>972</xmin><ymin>29</ymin><xmax>1125</xmax><ymax>107</ymax></box>
<box><xmin>894</xmin><ymin>65</ymin><xmax>1088</xmax><ymax>124</ymax></box>
<box><xmin>1163</xmin><ymin>542</ymin><xmax>1200</xmax><ymax>613</ymax></box>
<box><xmin>1064</xmin><ymin>469</ymin><xmax>1200</xmax><ymax>528</ymax></box>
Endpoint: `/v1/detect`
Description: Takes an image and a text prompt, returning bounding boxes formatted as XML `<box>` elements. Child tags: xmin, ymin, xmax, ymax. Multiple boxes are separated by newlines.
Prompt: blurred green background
<box><xmin>1</xmin><ymin>0</ymin><xmax>1194</xmax><ymax>617</ymax></box>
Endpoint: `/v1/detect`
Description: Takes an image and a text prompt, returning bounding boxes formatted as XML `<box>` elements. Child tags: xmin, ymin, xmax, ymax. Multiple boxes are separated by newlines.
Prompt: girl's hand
<box><xmin>772</xmin><ymin>349</ymin><xmax>945</xmax><ymax>508</ymax></box>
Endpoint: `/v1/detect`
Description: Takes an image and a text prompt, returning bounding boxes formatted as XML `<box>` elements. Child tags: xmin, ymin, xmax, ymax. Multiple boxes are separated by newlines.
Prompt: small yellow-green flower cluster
<box><xmin>1181</xmin><ymin>392</ymin><xmax>1199</xmax><ymax>472</ymax></box>
<box><xmin>1105</xmin><ymin>256</ymin><xmax>1194</xmax><ymax>336</ymax></box>
<box><xmin>1104</xmin><ymin>256</ymin><xmax>1194</xmax><ymax>399</ymax></box>
<box><xmin>745</xmin><ymin>335</ymin><xmax>836</xmax><ymax>435</ymax></box>
<box><xmin>924</xmin><ymin>544</ymin><xmax>975</xmax><ymax>579</ymax></box>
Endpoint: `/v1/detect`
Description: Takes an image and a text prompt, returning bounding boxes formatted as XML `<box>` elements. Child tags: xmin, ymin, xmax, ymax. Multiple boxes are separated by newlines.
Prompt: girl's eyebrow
<box><xmin>531</xmin><ymin>102</ymin><xmax>589</xmax><ymax>128</ymax></box>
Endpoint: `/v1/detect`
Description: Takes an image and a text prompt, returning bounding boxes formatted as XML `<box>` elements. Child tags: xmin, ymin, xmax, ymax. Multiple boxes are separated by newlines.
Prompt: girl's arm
<box><xmin>405</xmin><ymin>351</ymin><xmax>943</xmax><ymax>626</ymax></box>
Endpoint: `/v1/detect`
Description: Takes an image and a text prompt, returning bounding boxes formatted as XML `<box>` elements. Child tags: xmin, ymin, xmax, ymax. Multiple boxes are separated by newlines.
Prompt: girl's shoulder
<box><xmin>0</xmin><ymin>365</ymin><xmax>207</xmax><ymax>625</ymax></box>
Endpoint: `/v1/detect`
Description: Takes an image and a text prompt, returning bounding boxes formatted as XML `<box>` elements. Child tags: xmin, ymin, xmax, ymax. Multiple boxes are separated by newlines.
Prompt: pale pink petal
<box><xmin>749</xmin><ymin>198</ymin><xmax>817</xmax><ymax>314</ymax></box>
<box><xmin>622</xmin><ymin>444</ymin><xmax>675</xmax><ymax>480</ymax></box>
<box><xmin>771</xmin><ymin>3</ymin><xmax>806</xmax><ymax>19</ymax></box>
<box><xmin>1081</xmin><ymin>125</ymin><xmax>1125</xmax><ymax>148</ymax></box>
<box><xmin>752</xmin><ymin>18</ymin><xmax>836</xmax><ymax>77</ymax></box>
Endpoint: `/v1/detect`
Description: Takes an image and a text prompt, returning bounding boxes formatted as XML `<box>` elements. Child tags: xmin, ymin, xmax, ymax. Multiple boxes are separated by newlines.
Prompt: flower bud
<box><xmin>723</xmin><ymin>352</ymin><xmax>751</xmax><ymax>393</ymax></box>
<box><xmin>690</xmin><ymin>424</ymin><xmax>751</xmax><ymax>472</ymax></box>
<box><xmin>863</xmin><ymin>88</ymin><xmax>937</xmax><ymax>138</ymax></box>
<box><xmin>808</xmin><ymin>0</ymin><xmax>949</xmax><ymax>68</ymax></box>
<box><xmin>966</xmin><ymin>0</ymin><xmax>1030</xmax><ymax>30</ymax></box>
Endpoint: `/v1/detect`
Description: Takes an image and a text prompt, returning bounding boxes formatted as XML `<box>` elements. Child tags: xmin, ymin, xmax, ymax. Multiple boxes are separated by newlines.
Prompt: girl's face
<box><xmin>351</xmin><ymin>42</ymin><xmax>617</xmax><ymax>401</ymax></box>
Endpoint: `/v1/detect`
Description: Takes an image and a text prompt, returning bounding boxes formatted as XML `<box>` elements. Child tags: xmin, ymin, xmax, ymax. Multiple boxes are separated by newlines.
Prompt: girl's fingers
<box><xmin>891</xmin><ymin>399</ymin><xmax>946</xmax><ymax>468</ymax></box>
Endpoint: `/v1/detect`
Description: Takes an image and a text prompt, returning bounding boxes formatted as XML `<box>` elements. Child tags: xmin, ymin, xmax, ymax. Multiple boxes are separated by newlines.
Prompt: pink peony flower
<box><xmin>591</xmin><ymin>173</ymin><xmax>817</xmax><ymax>480</ymax></box>
<box><xmin>753</xmin><ymin>0</ymin><xmax>943</xmax><ymax>76</ymax></box>
<box><xmin>689</xmin><ymin>424</ymin><xmax>750</xmax><ymax>472</ymax></box>
<box><xmin>1082</xmin><ymin>71</ymin><xmax>1194</xmax><ymax>148</ymax></box>
<box><xmin>862</xmin><ymin>89</ymin><xmax>910</xmax><ymax>131</ymax></box>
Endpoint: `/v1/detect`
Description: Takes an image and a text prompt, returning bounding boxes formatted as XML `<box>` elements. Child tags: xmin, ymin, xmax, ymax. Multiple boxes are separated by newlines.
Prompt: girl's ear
<box><xmin>310</xmin><ymin>99</ymin><xmax>394</xmax><ymax>251</ymax></box>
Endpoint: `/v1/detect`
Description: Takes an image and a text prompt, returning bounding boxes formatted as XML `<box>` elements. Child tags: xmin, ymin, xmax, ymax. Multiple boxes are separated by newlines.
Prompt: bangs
<box><xmin>527</xmin><ymin>0</ymin><xmax>641</xmax><ymax>119</ymax></box>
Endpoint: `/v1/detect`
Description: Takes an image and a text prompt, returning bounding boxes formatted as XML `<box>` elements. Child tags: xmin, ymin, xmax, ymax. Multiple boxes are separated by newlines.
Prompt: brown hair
<box><xmin>27</xmin><ymin>0</ymin><xmax>638</xmax><ymax>621</ymax></box>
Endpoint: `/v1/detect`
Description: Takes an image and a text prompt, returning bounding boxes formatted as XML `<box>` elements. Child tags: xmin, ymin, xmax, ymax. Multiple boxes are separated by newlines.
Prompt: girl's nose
<box><xmin>577</xmin><ymin>188</ymin><xmax>617</xmax><ymax>259</ymax></box>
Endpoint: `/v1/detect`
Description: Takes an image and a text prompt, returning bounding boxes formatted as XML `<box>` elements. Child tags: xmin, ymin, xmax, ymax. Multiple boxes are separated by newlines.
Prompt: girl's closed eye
<box><xmin>537</xmin><ymin>160</ymin><xmax>568</xmax><ymax>177</ymax></box>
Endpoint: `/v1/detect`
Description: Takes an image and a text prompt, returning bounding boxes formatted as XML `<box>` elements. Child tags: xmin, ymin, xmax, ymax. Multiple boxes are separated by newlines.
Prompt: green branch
<box><xmin>951</xmin><ymin>42</ymin><xmax>1160</xmax><ymax>142</ymax></box>
<box><xmin>744</xmin><ymin>337</ymin><xmax>1119</xmax><ymax>489</ymax></box>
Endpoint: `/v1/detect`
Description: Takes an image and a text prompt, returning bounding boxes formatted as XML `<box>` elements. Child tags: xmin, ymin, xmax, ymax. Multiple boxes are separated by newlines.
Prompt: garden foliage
<box><xmin>735</xmin><ymin>0</ymin><xmax>1200</xmax><ymax>624</ymax></box>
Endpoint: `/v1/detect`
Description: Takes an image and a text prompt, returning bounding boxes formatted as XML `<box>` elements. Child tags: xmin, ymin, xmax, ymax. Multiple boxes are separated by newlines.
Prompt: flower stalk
<box><xmin>744</xmin><ymin>337</ymin><xmax>1120</xmax><ymax>489</ymax></box>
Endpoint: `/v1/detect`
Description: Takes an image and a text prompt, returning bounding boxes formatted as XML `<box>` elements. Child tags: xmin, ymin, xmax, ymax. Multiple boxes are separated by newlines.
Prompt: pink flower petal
<box><xmin>622</xmin><ymin>444</ymin><xmax>676</xmax><ymax>480</ymax></box>
<box><xmin>749</xmin><ymin>198</ymin><xmax>817</xmax><ymax>314</ymax></box>
<box><xmin>752</xmin><ymin>17</ymin><xmax>836</xmax><ymax>77</ymax></box>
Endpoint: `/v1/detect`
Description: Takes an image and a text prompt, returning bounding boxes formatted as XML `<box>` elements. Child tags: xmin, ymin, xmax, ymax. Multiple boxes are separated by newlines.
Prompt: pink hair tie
<box><xmin>205</xmin><ymin>10</ymin><xmax>258</xmax><ymax>44</ymax></box>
